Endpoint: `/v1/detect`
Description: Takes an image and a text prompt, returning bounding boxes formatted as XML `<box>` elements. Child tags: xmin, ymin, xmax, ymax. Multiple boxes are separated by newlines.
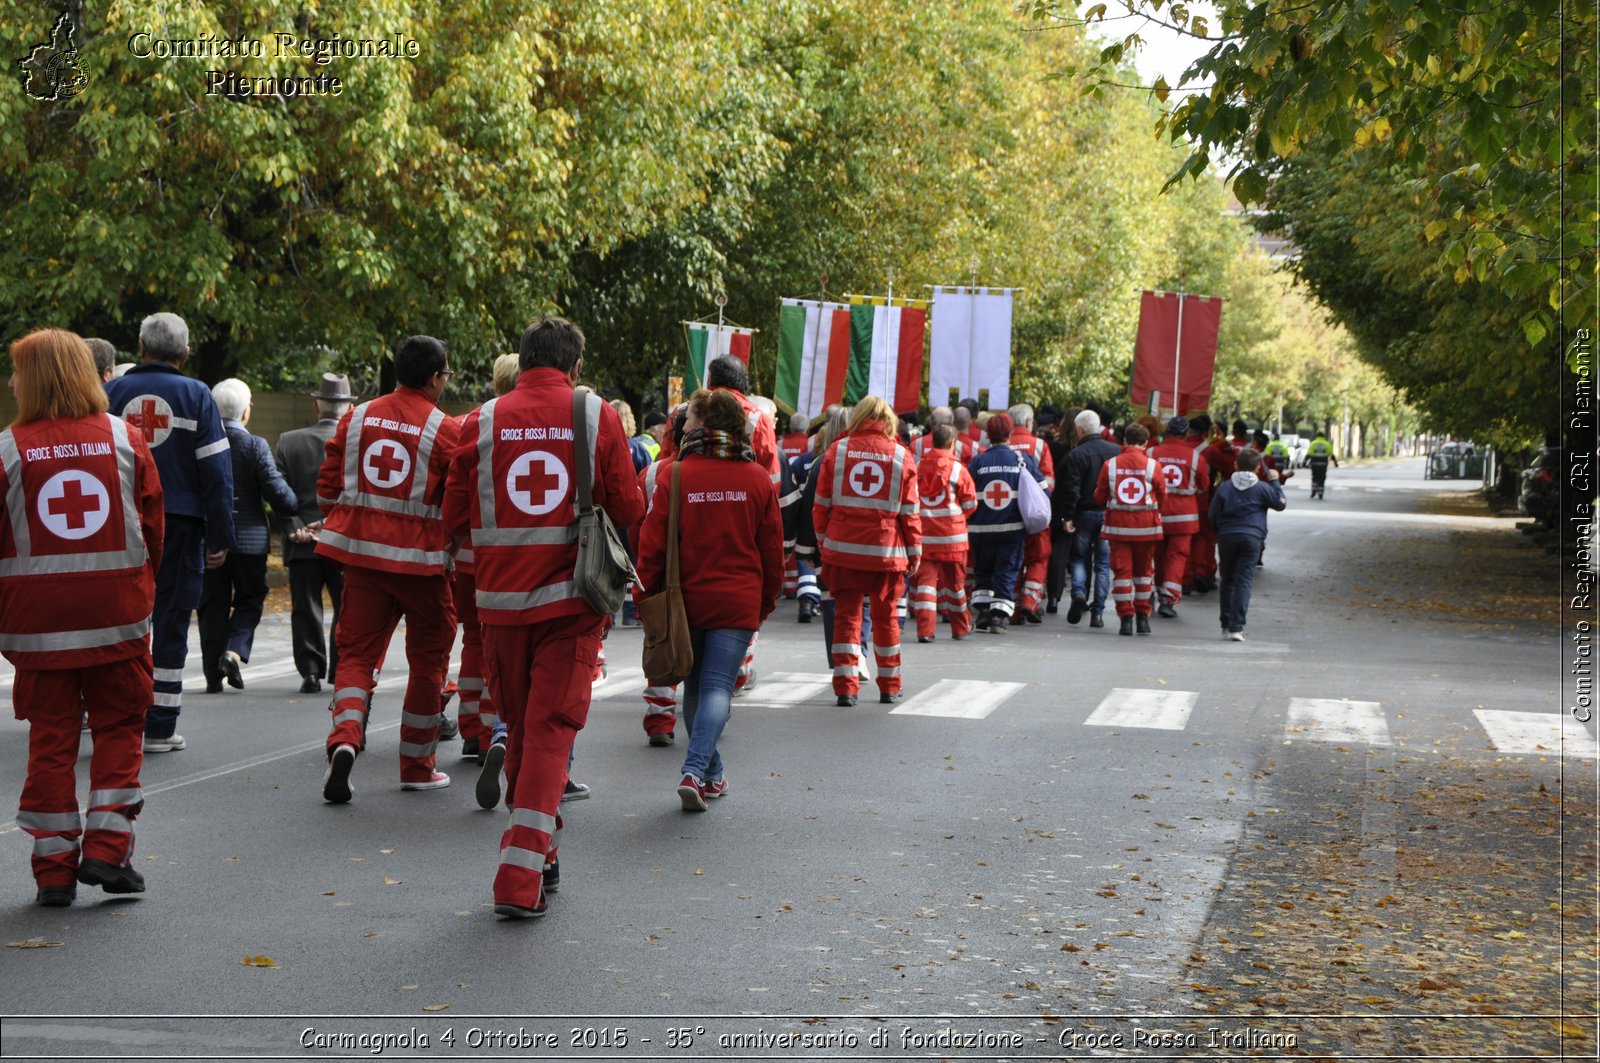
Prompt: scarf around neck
<box><xmin>679</xmin><ymin>427</ymin><xmax>754</xmax><ymax>463</ymax></box>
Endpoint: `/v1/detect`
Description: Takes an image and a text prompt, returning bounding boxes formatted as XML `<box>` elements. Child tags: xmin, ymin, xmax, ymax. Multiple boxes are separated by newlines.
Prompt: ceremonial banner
<box><xmin>683</xmin><ymin>322</ymin><xmax>753</xmax><ymax>389</ymax></box>
<box><xmin>1130</xmin><ymin>290</ymin><xmax>1223</xmax><ymax>415</ymax></box>
<box><xmin>846</xmin><ymin>296</ymin><xmax>928</xmax><ymax>413</ymax></box>
<box><xmin>928</xmin><ymin>286</ymin><xmax>1014</xmax><ymax>410</ymax></box>
<box><xmin>775</xmin><ymin>299</ymin><xmax>852</xmax><ymax>417</ymax></box>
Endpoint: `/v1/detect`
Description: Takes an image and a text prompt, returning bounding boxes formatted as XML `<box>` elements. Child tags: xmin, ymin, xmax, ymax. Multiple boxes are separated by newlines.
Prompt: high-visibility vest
<box><xmin>916</xmin><ymin>449</ymin><xmax>976</xmax><ymax>561</ymax></box>
<box><xmin>0</xmin><ymin>413</ymin><xmax>159</xmax><ymax>667</ymax></box>
<box><xmin>1150</xmin><ymin>440</ymin><xmax>1204</xmax><ymax>531</ymax></box>
<box><xmin>812</xmin><ymin>426</ymin><xmax>921</xmax><ymax>571</ymax></box>
<box><xmin>1099</xmin><ymin>451</ymin><xmax>1164</xmax><ymax>540</ymax></box>
<box><xmin>1265</xmin><ymin>440</ymin><xmax>1290</xmax><ymax>461</ymax></box>
<box><xmin>1308</xmin><ymin>437</ymin><xmax>1333</xmax><ymax>459</ymax></box>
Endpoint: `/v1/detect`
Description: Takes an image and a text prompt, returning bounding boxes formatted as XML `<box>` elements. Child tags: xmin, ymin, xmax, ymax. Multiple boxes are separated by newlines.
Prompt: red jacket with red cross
<box><xmin>1008</xmin><ymin>427</ymin><xmax>1057</xmax><ymax>491</ymax></box>
<box><xmin>714</xmin><ymin>387</ymin><xmax>782</xmax><ymax>489</ymax></box>
<box><xmin>1150</xmin><ymin>438</ymin><xmax>1209</xmax><ymax>535</ymax></box>
<box><xmin>811</xmin><ymin>422</ymin><xmax>921</xmax><ymax>573</ymax></box>
<box><xmin>0</xmin><ymin>413</ymin><xmax>164</xmax><ymax>669</ymax></box>
<box><xmin>915</xmin><ymin>447</ymin><xmax>977</xmax><ymax>562</ymax></box>
<box><xmin>443</xmin><ymin>371</ymin><xmax>644</xmax><ymax>627</ymax></box>
<box><xmin>1094</xmin><ymin>445</ymin><xmax>1166</xmax><ymax>541</ymax></box>
<box><xmin>317</xmin><ymin>387</ymin><xmax>459</xmax><ymax>577</ymax></box>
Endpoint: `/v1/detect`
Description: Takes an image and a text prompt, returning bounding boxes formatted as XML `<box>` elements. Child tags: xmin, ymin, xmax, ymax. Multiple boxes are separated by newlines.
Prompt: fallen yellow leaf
<box><xmin>6</xmin><ymin>938</ymin><xmax>63</xmax><ymax>949</ymax></box>
<box><xmin>422</xmin><ymin>1003</ymin><xmax>451</xmax><ymax>1012</ymax></box>
<box><xmin>241</xmin><ymin>955</ymin><xmax>276</xmax><ymax>968</ymax></box>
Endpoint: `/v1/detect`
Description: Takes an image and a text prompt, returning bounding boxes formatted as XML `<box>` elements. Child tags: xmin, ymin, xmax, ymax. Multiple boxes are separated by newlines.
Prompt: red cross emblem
<box><xmin>1115</xmin><ymin>473</ymin><xmax>1148</xmax><ymax>506</ymax></box>
<box><xmin>362</xmin><ymin>439</ymin><xmax>412</xmax><ymax>490</ymax></box>
<box><xmin>123</xmin><ymin>395</ymin><xmax>173</xmax><ymax>447</ymax></box>
<box><xmin>848</xmin><ymin>460</ymin><xmax>886</xmax><ymax>497</ymax></box>
<box><xmin>506</xmin><ymin>451</ymin><xmax>569</xmax><ymax>516</ymax></box>
<box><xmin>981</xmin><ymin>479</ymin><xmax>1014</xmax><ymax>510</ymax></box>
<box><xmin>920</xmin><ymin>485</ymin><xmax>947</xmax><ymax>509</ymax></box>
<box><xmin>37</xmin><ymin>470</ymin><xmax>110</xmax><ymax>540</ymax></box>
<box><xmin>1161</xmin><ymin>462</ymin><xmax>1184</xmax><ymax>489</ymax></box>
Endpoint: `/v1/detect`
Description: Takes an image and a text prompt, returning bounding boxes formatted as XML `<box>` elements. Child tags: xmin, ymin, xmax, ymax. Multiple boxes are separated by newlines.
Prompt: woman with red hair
<box><xmin>3</xmin><ymin>329</ymin><xmax>164</xmax><ymax>906</ymax></box>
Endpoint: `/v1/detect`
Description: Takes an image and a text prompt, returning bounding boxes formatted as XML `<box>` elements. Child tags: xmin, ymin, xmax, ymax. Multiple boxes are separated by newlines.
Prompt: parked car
<box><xmin>1518</xmin><ymin>445</ymin><xmax>1560</xmax><ymax>525</ymax></box>
<box><xmin>1427</xmin><ymin>442</ymin><xmax>1485</xmax><ymax>480</ymax></box>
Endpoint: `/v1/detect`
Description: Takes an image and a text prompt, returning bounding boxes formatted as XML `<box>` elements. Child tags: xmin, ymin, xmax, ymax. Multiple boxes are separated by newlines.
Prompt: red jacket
<box><xmin>780</xmin><ymin>431</ymin><xmax>809</xmax><ymax>464</ymax></box>
<box><xmin>1094</xmin><ymin>445</ymin><xmax>1166</xmax><ymax>541</ymax></box>
<box><xmin>916</xmin><ymin>433</ymin><xmax>982</xmax><ymax>465</ymax></box>
<box><xmin>443</xmin><ymin>370</ymin><xmax>644</xmax><ymax>626</ymax></box>
<box><xmin>715</xmin><ymin>387</ymin><xmax>781</xmax><ymax>488</ymax></box>
<box><xmin>915</xmin><ymin>447</ymin><xmax>976</xmax><ymax>562</ymax></box>
<box><xmin>812</xmin><ymin>422</ymin><xmax>922</xmax><ymax>572</ymax></box>
<box><xmin>1008</xmin><ymin>428</ymin><xmax>1056</xmax><ymax>491</ymax></box>
<box><xmin>317</xmin><ymin>387</ymin><xmax>458</xmax><ymax>576</ymax></box>
<box><xmin>1150</xmin><ymin>438</ymin><xmax>1209</xmax><ymax>534</ymax></box>
<box><xmin>637</xmin><ymin>453</ymin><xmax>783</xmax><ymax>631</ymax></box>
<box><xmin>0</xmin><ymin>413</ymin><xmax>163</xmax><ymax>669</ymax></box>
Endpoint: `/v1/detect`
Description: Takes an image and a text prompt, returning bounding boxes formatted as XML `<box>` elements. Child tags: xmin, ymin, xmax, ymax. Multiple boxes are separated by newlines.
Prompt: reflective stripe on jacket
<box><xmin>1150</xmin><ymin>439</ymin><xmax>1207</xmax><ymax>531</ymax></box>
<box><xmin>811</xmin><ymin>424</ymin><xmax>921</xmax><ymax>571</ymax></box>
<box><xmin>1095</xmin><ymin>447</ymin><xmax>1165</xmax><ymax>540</ymax></box>
<box><xmin>916</xmin><ymin>448</ymin><xmax>976</xmax><ymax>561</ymax></box>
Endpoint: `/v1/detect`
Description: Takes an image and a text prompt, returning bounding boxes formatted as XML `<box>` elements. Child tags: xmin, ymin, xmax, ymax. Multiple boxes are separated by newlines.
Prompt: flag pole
<box><xmin>1172</xmin><ymin>288</ymin><xmax>1185</xmax><ymax>418</ymax></box>
<box><xmin>967</xmin><ymin>256</ymin><xmax>979</xmax><ymax>408</ymax></box>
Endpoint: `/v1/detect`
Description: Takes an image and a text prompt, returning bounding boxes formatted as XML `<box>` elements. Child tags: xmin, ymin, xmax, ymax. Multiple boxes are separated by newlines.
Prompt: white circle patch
<box><xmin>507</xmin><ymin>451</ymin><xmax>569</xmax><ymax>516</ymax></box>
<box><xmin>920</xmin><ymin>486</ymin><xmax>947</xmax><ymax>509</ymax></box>
<box><xmin>1161</xmin><ymin>462</ymin><xmax>1184</xmax><ymax>489</ymax></box>
<box><xmin>37</xmin><ymin>470</ymin><xmax>110</xmax><ymax>540</ymax></box>
<box><xmin>1115</xmin><ymin>475</ymin><xmax>1148</xmax><ymax>506</ymax></box>
<box><xmin>848</xmin><ymin>461</ymin><xmax>886</xmax><ymax>498</ymax></box>
<box><xmin>122</xmin><ymin>394</ymin><xmax>174</xmax><ymax>448</ymax></box>
<box><xmin>362</xmin><ymin>440</ymin><xmax>412</xmax><ymax>490</ymax></box>
<box><xmin>980</xmin><ymin>479</ymin><xmax>1014</xmax><ymax>511</ymax></box>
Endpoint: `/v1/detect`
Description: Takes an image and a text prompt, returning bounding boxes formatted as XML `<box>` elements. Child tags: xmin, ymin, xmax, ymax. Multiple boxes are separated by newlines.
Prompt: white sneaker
<box><xmin>143</xmin><ymin>734</ymin><xmax>186</xmax><ymax>753</ymax></box>
<box><xmin>323</xmin><ymin>744</ymin><xmax>356</xmax><ymax>803</ymax></box>
<box><xmin>1228</xmin><ymin>630</ymin><xmax>1246</xmax><ymax>642</ymax></box>
<box><xmin>401</xmin><ymin>771</ymin><xmax>451</xmax><ymax>791</ymax></box>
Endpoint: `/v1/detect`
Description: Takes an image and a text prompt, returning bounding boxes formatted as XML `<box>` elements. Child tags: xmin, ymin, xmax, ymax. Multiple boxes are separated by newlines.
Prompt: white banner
<box><xmin>929</xmin><ymin>286</ymin><xmax>1014</xmax><ymax>410</ymax></box>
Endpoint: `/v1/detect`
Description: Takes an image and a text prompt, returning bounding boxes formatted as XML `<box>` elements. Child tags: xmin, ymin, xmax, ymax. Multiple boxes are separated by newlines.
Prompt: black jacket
<box><xmin>225</xmin><ymin>420</ymin><xmax>297</xmax><ymax>556</ymax></box>
<box><xmin>1054</xmin><ymin>436</ymin><xmax>1121</xmax><ymax>521</ymax></box>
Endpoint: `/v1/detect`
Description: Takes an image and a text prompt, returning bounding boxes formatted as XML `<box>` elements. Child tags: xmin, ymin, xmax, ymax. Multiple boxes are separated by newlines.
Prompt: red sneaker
<box><xmin>677</xmin><ymin>774</ymin><xmax>708</xmax><ymax>812</ymax></box>
<box><xmin>702</xmin><ymin>777</ymin><xmax>729</xmax><ymax>800</ymax></box>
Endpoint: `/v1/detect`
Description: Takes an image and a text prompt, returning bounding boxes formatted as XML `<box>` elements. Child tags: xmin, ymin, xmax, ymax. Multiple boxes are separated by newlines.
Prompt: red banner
<box><xmin>1130</xmin><ymin>290</ymin><xmax>1223</xmax><ymax>415</ymax></box>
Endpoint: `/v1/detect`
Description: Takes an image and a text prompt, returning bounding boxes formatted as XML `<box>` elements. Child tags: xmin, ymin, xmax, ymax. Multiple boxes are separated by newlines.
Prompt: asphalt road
<box><xmin>0</xmin><ymin>458</ymin><xmax>1591</xmax><ymax>1061</ymax></box>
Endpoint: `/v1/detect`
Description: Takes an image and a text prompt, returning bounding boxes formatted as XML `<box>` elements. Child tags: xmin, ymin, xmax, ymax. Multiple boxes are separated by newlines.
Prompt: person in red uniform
<box><xmin>1006</xmin><ymin>403</ymin><xmax>1056</xmax><ymax>623</ymax></box>
<box><xmin>780</xmin><ymin>412</ymin><xmax>810</xmax><ymax>464</ymax></box>
<box><xmin>1181</xmin><ymin>414</ymin><xmax>1222</xmax><ymax>594</ymax></box>
<box><xmin>1095</xmin><ymin>422</ymin><xmax>1166</xmax><ymax>636</ymax></box>
<box><xmin>633</xmin><ymin>407</ymin><xmax>688</xmax><ymax>746</ymax></box>
<box><xmin>637</xmin><ymin>389</ymin><xmax>783</xmax><ymax>810</ymax></box>
<box><xmin>912</xmin><ymin>425</ymin><xmax>976</xmax><ymax>642</ymax></box>
<box><xmin>443</xmin><ymin>316</ymin><xmax>644</xmax><ymax>918</ymax></box>
<box><xmin>316</xmin><ymin>336</ymin><xmax>461</xmax><ymax>801</ymax></box>
<box><xmin>812</xmin><ymin>396</ymin><xmax>921</xmax><ymax>706</ymax></box>
<box><xmin>3</xmin><ymin>330</ymin><xmax>164</xmax><ymax>906</ymax></box>
<box><xmin>1150</xmin><ymin>416</ymin><xmax>1208</xmax><ymax>619</ymax></box>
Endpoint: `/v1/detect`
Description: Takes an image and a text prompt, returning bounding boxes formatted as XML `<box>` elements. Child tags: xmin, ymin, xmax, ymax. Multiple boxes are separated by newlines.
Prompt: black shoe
<box><xmin>1090</xmin><ymin>612</ymin><xmax>1105</xmax><ymax>628</ymax></box>
<box><xmin>798</xmin><ymin>600</ymin><xmax>816</xmax><ymax>623</ymax></box>
<box><xmin>1024</xmin><ymin>609</ymin><xmax>1043</xmax><ymax>625</ymax></box>
<box><xmin>561</xmin><ymin>779</ymin><xmax>591</xmax><ymax>803</ymax></box>
<box><xmin>543</xmin><ymin>860</ymin><xmax>559</xmax><ymax>893</ymax></box>
<box><xmin>323</xmin><ymin>744</ymin><xmax>356</xmax><ymax>804</ymax></box>
<box><xmin>300</xmin><ymin>675</ymin><xmax>322</xmax><ymax>694</ymax></box>
<box><xmin>987</xmin><ymin>616</ymin><xmax>1009</xmax><ymax>635</ymax></box>
<box><xmin>1009</xmin><ymin>611</ymin><xmax>1027</xmax><ymax>626</ymax></box>
<box><xmin>461</xmin><ymin>737</ymin><xmax>481</xmax><ymax>760</ymax></box>
<box><xmin>879</xmin><ymin>691</ymin><xmax>904</xmax><ymax>705</ymax></box>
<box><xmin>476</xmin><ymin>739</ymin><xmax>506</xmax><ymax>810</ymax></box>
<box><xmin>1046</xmin><ymin>599</ymin><xmax>1060</xmax><ymax>615</ymax></box>
<box><xmin>917</xmin><ymin>635</ymin><xmax>935</xmax><ymax>644</ymax></box>
<box><xmin>219</xmin><ymin>651</ymin><xmax>244</xmax><ymax>690</ymax></box>
<box><xmin>1135</xmin><ymin>614</ymin><xmax>1151</xmax><ymax>635</ymax></box>
<box><xmin>972</xmin><ymin>607</ymin><xmax>991</xmax><ymax>629</ymax></box>
<box><xmin>204</xmin><ymin>679</ymin><xmax>224</xmax><ymax>694</ymax></box>
<box><xmin>648</xmin><ymin>731</ymin><xmax>675</xmax><ymax>747</ymax></box>
<box><xmin>836</xmin><ymin>694</ymin><xmax>858</xmax><ymax>707</ymax></box>
<box><xmin>1157</xmin><ymin>602</ymin><xmax>1177</xmax><ymax>619</ymax></box>
<box><xmin>77</xmin><ymin>858</ymin><xmax>146</xmax><ymax>895</ymax></box>
<box><xmin>438</xmin><ymin>716</ymin><xmax>459</xmax><ymax>741</ymax></box>
<box><xmin>36</xmin><ymin>883</ymin><xmax>75</xmax><ymax>907</ymax></box>
<box><xmin>1119</xmin><ymin>616</ymin><xmax>1134</xmax><ymax>636</ymax></box>
<box><xmin>1066</xmin><ymin>597</ymin><xmax>1086</xmax><ymax>624</ymax></box>
<box><xmin>494</xmin><ymin>892</ymin><xmax>549</xmax><ymax>920</ymax></box>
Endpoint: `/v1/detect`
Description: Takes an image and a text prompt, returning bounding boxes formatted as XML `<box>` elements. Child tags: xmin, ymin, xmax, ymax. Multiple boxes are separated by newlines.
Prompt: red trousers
<box><xmin>1109</xmin><ymin>539</ymin><xmax>1159</xmax><ymax>618</ymax></box>
<box><xmin>1016</xmin><ymin>530</ymin><xmax>1052</xmax><ymax>613</ymax></box>
<box><xmin>913</xmin><ymin>560</ymin><xmax>972</xmax><ymax>639</ymax></box>
<box><xmin>450</xmin><ymin>570</ymin><xmax>494</xmax><ymax>744</ymax></box>
<box><xmin>822</xmin><ymin>565</ymin><xmax>903</xmax><ymax>696</ymax></box>
<box><xmin>1157</xmin><ymin>533</ymin><xmax>1194</xmax><ymax>604</ymax></box>
<box><xmin>15</xmin><ymin>656</ymin><xmax>151</xmax><ymax>887</ymax></box>
<box><xmin>1186</xmin><ymin>511</ymin><xmax>1217</xmax><ymax>582</ymax></box>
<box><xmin>483</xmin><ymin>615</ymin><xmax>603</xmax><ymax>909</ymax></box>
<box><xmin>642</xmin><ymin>684</ymin><xmax>677</xmax><ymax>738</ymax></box>
<box><xmin>327</xmin><ymin>566</ymin><xmax>456</xmax><ymax>784</ymax></box>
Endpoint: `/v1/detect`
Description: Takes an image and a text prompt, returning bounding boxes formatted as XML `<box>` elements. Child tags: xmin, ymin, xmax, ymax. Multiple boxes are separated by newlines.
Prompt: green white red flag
<box><xmin>683</xmin><ymin>321</ymin><xmax>753</xmax><ymax>390</ymax></box>
<box><xmin>846</xmin><ymin>296</ymin><xmax>928</xmax><ymax>414</ymax></box>
<box><xmin>775</xmin><ymin>299</ymin><xmax>851</xmax><ymax>417</ymax></box>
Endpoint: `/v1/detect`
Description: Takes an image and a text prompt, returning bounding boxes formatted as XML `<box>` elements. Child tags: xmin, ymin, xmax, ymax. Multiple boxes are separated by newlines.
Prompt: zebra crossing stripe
<box><xmin>590</xmin><ymin>667</ymin><xmax>646</xmax><ymax>700</ymax></box>
<box><xmin>1286</xmin><ymin>697</ymin><xmax>1390</xmax><ymax>747</ymax></box>
<box><xmin>740</xmin><ymin>672</ymin><xmax>834</xmax><ymax>706</ymax></box>
<box><xmin>1085</xmin><ymin>688</ymin><xmax>1197</xmax><ymax>731</ymax></box>
<box><xmin>891</xmin><ymin>678</ymin><xmax>1026</xmax><ymax>719</ymax></box>
<box><xmin>1474</xmin><ymin>710</ymin><xmax>1599</xmax><ymax>760</ymax></box>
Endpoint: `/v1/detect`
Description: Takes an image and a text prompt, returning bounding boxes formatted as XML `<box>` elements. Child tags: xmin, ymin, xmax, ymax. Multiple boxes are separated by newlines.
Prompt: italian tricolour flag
<box><xmin>775</xmin><ymin>299</ymin><xmax>851</xmax><ymax>418</ymax></box>
<box><xmin>846</xmin><ymin>295</ymin><xmax>928</xmax><ymax>414</ymax></box>
<box><xmin>684</xmin><ymin>322</ymin><xmax>753</xmax><ymax>389</ymax></box>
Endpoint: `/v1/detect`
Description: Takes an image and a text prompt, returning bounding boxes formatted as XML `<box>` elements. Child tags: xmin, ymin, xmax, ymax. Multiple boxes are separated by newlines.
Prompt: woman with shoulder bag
<box><xmin>637</xmin><ymin>389</ymin><xmax>783</xmax><ymax>812</ymax></box>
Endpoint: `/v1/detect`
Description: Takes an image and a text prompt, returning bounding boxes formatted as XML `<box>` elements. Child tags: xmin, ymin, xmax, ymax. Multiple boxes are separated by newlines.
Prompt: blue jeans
<box><xmin>681</xmin><ymin>628</ymin><xmax>755</xmax><ymax>784</ymax></box>
<box><xmin>1071</xmin><ymin>511</ymin><xmax>1112</xmax><ymax>613</ymax></box>
<box><xmin>1217</xmin><ymin>535</ymin><xmax>1262</xmax><ymax>632</ymax></box>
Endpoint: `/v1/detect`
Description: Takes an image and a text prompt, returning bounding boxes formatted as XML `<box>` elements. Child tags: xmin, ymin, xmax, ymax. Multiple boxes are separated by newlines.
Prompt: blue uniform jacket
<box><xmin>968</xmin><ymin>444</ymin><xmax>1045</xmax><ymax>539</ymax></box>
<box><xmin>106</xmin><ymin>362</ymin><xmax>236</xmax><ymax>551</ymax></box>
<box><xmin>223</xmin><ymin>420</ymin><xmax>297</xmax><ymax>556</ymax></box>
